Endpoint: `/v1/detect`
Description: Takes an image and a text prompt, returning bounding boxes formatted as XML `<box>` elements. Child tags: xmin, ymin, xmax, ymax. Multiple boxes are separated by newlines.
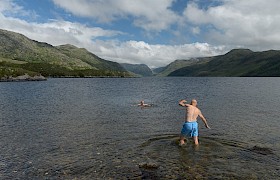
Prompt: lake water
<box><xmin>0</xmin><ymin>77</ymin><xmax>279</xmax><ymax>179</ymax></box>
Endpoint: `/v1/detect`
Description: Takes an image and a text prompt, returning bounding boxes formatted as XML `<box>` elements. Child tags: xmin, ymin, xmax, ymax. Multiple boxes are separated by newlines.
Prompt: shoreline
<box><xmin>0</xmin><ymin>74</ymin><xmax>47</xmax><ymax>82</ymax></box>
<box><xmin>0</xmin><ymin>74</ymin><xmax>139</xmax><ymax>82</ymax></box>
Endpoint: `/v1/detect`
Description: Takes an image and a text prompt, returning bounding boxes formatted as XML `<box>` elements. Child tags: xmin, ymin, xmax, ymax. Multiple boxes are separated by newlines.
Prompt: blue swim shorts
<box><xmin>181</xmin><ymin>122</ymin><xmax>198</xmax><ymax>137</ymax></box>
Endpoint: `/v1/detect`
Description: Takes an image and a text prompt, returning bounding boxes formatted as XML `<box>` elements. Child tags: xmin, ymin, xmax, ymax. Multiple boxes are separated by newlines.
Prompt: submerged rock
<box><xmin>139</xmin><ymin>162</ymin><xmax>159</xmax><ymax>179</ymax></box>
<box><xmin>139</xmin><ymin>162</ymin><xmax>159</xmax><ymax>169</ymax></box>
<box><xmin>249</xmin><ymin>146</ymin><xmax>274</xmax><ymax>155</ymax></box>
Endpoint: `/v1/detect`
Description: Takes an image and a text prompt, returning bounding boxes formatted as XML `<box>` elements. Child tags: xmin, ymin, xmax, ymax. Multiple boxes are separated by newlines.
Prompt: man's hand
<box><xmin>205</xmin><ymin>124</ymin><xmax>211</xmax><ymax>129</ymax></box>
<box><xmin>179</xmin><ymin>99</ymin><xmax>187</xmax><ymax>107</ymax></box>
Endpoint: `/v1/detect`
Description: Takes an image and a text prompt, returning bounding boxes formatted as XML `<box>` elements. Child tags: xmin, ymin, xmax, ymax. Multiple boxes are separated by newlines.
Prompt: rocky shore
<box><xmin>0</xmin><ymin>74</ymin><xmax>47</xmax><ymax>82</ymax></box>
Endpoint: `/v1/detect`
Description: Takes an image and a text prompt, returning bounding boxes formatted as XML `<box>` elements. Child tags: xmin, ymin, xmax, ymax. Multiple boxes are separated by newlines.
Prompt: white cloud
<box><xmin>52</xmin><ymin>0</ymin><xmax>179</xmax><ymax>32</ymax></box>
<box><xmin>183</xmin><ymin>0</ymin><xmax>280</xmax><ymax>50</ymax></box>
<box><xmin>0</xmin><ymin>0</ymin><xmax>39</xmax><ymax>19</ymax></box>
<box><xmin>0</xmin><ymin>0</ymin><xmax>23</xmax><ymax>13</ymax></box>
<box><xmin>90</xmin><ymin>40</ymin><xmax>226</xmax><ymax>68</ymax></box>
<box><xmin>0</xmin><ymin>12</ymin><xmax>122</xmax><ymax>47</ymax></box>
<box><xmin>191</xmin><ymin>26</ymin><xmax>200</xmax><ymax>35</ymax></box>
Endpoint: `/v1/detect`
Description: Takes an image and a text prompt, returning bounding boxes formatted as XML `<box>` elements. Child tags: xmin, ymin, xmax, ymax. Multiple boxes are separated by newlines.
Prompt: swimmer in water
<box><xmin>138</xmin><ymin>100</ymin><xmax>151</xmax><ymax>107</ymax></box>
<box><xmin>179</xmin><ymin>99</ymin><xmax>210</xmax><ymax>146</ymax></box>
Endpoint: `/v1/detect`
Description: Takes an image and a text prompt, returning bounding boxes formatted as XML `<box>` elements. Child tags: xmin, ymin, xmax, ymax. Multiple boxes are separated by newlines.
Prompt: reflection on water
<box><xmin>0</xmin><ymin>77</ymin><xmax>279</xmax><ymax>179</ymax></box>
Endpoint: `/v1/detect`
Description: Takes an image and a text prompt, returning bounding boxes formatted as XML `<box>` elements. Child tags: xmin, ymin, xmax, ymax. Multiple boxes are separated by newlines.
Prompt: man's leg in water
<box><xmin>193</xmin><ymin>136</ymin><xmax>199</xmax><ymax>145</ymax></box>
<box><xmin>179</xmin><ymin>135</ymin><xmax>185</xmax><ymax>145</ymax></box>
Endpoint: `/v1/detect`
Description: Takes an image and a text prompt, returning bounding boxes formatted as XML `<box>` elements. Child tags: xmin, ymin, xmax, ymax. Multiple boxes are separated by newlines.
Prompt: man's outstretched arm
<box><xmin>179</xmin><ymin>99</ymin><xmax>188</xmax><ymax>107</ymax></box>
<box><xmin>198</xmin><ymin>111</ymin><xmax>210</xmax><ymax>129</ymax></box>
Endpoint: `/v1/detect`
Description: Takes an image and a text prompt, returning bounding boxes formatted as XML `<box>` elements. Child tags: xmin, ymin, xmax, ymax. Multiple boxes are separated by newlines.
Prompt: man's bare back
<box><xmin>185</xmin><ymin>105</ymin><xmax>200</xmax><ymax>122</ymax></box>
<box><xmin>179</xmin><ymin>99</ymin><xmax>208</xmax><ymax>124</ymax></box>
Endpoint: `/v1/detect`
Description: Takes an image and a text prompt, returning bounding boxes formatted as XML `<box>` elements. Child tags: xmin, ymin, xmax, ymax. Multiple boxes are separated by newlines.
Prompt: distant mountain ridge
<box><xmin>168</xmin><ymin>49</ymin><xmax>280</xmax><ymax>76</ymax></box>
<box><xmin>0</xmin><ymin>29</ymin><xmax>129</xmax><ymax>78</ymax></box>
<box><xmin>154</xmin><ymin>57</ymin><xmax>212</xmax><ymax>76</ymax></box>
<box><xmin>121</xmin><ymin>63</ymin><xmax>153</xmax><ymax>77</ymax></box>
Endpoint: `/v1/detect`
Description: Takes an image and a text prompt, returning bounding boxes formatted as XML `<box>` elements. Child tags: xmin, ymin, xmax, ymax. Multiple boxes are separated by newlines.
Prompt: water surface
<box><xmin>0</xmin><ymin>77</ymin><xmax>279</xmax><ymax>179</ymax></box>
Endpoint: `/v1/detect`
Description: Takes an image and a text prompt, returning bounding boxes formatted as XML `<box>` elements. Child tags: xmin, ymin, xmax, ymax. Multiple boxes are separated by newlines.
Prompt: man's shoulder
<box><xmin>194</xmin><ymin>106</ymin><xmax>201</xmax><ymax>111</ymax></box>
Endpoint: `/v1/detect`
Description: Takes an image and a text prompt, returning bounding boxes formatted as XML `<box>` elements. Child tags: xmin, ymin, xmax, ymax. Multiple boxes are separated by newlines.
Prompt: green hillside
<box><xmin>121</xmin><ymin>63</ymin><xmax>153</xmax><ymax>77</ymax></box>
<box><xmin>169</xmin><ymin>49</ymin><xmax>280</xmax><ymax>77</ymax></box>
<box><xmin>154</xmin><ymin>58</ymin><xmax>211</xmax><ymax>76</ymax></box>
<box><xmin>0</xmin><ymin>29</ymin><xmax>129</xmax><ymax>78</ymax></box>
<box><xmin>57</xmin><ymin>44</ymin><xmax>125</xmax><ymax>71</ymax></box>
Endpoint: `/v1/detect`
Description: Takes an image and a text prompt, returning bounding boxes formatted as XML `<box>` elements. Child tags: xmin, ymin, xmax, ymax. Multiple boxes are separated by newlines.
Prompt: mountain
<box><xmin>121</xmin><ymin>63</ymin><xmax>153</xmax><ymax>77</ymax></box>
<box><xmin>0</xmin><ymin>29</ymin><xmax>129</xmax><ymax>77</ymax></box>
<box><xmin>154</xmin><ymin>58</ymin><xmax>211</xmax><ymax>76</ymax></box>
<box><xmin>169</xmin><ymin>49</ymin><xmax>280</xmax><ymax>76</ymax></box>
<box><xmin>152</xmin><ymin>66</ymin><xmax>165</xmax><ymax>74</ymax></box>
<box><xmin>57</xmin><ymin>44</ymin><xmax>125</xmax><ymax>71</ymax></box>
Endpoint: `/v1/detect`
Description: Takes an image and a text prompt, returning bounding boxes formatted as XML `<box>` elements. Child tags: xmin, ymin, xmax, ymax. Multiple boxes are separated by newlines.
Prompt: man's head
<box><xmin>191</xmin><ymin>99</ymin><xmax>197</xmax><ymax>106</ymax></box>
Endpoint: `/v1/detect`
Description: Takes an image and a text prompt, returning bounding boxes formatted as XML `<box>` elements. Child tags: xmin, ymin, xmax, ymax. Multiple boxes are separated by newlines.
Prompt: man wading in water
<box><xmin>179</xmin><ymin>99</ymin><xmax>210</xmax><ymax>146</ymax></box>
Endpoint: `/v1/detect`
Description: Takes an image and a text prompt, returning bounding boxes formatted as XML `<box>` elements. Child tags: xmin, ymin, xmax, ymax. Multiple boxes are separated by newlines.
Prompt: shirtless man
<box><xmin>179</xmin><ymin>99</ymin><xmax>210</xmax><ymax>145</ymax></box>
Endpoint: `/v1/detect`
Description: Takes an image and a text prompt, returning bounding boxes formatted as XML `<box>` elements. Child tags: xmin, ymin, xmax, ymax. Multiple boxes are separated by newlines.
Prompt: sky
<box><xmin>0</xmin><ymin>0</ymin><xmax>280</xmax><ymax>68</ymax></box>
